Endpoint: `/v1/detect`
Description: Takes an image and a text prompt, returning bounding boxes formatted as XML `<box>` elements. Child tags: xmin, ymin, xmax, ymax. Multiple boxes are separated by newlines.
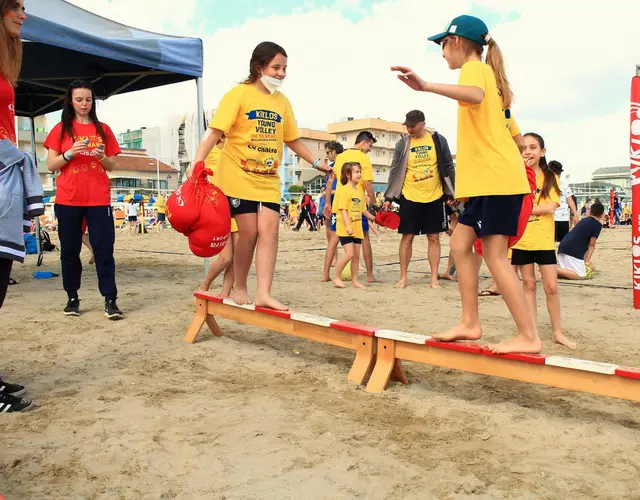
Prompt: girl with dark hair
<box><xmin>393</xmin><ymin>15</ymin><xmax>538</xmax><ymax>354</ymax></box>
<box><xmin>0</xmin><ymin>0</ymin><xmax>36</xmax><ymax>413</ymax></box>
<box><xmin>333</xmin><ymin>162</ymin><xmax>378</xmax><ymax>289</ymax></box>
<box><xmin>192</xmin><ymin>41</ymin><xmax>331</xmax><ymax>311</ymax></box>
<box><xmin>511</xmin><ymin>133</ymin><xmax>575</xmax><ymax>349</ymax></box>
<box><xmin>44</xmin><ymin>80</ymin><xmax>123</xmax><ymax>320</ymax></box>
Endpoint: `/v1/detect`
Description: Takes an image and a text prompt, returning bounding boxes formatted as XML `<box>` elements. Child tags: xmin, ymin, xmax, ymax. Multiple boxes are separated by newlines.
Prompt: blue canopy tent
<box><xmin>18</xmin><ymin>0</ymin><xmax>205</xmax><ymax>262</ymax></box>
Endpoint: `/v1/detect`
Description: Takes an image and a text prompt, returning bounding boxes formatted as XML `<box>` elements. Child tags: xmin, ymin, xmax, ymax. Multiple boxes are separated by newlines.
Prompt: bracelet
<box><xmin>62</xmin><ymin>152</ymin><xmax>71</xmax><ymax>162</ymax></box>
<box><xmin>312</xmin><ymin>158</ymin><xmax>321</xmax><ymax>169</ymax></box>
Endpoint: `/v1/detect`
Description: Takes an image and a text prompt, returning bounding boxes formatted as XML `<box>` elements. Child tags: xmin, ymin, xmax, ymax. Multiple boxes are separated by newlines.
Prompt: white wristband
<box><xmin>312</xmin><ymin>158</ymin><xmax>321</xmax><ymax>169</ymax></box>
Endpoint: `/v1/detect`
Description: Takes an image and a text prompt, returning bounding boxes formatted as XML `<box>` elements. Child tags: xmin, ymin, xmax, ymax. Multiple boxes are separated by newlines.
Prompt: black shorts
<box><xmin>227</xmin><ymin>197</ymin><xmax>280</xmax><ymax>216</ymax></box>
<box><xmin>511</xmin><ymin>249</ymin><xmax>557</xmax><ymax>266</ymax></box>
<box><xmin>555</xmin><ymin>221</ymin><xmax>569</xmax><ymax>242</ymax></box>
<box><xmin>339</xmin><ymin>236</ymin><xmax>362</xmax><ymax>246</ymax></box>
<box><xmin>127</xmin><ymin>216</ymin><xmax>137</xmax><ymax>222</ymax></box>
<box><xmin>398</xmin><ymin>196</ymin><xmax>448</xmax><ymax>235</ymax></box>
<box><xmin>157</xmin><ymin>213</ymin><xmax>166</xmax><ymax>222</ymax></box>
<box><xmin>458</xmin><ymin>194</ymin><xmax>524</xmax><ymax>237</ymax></box>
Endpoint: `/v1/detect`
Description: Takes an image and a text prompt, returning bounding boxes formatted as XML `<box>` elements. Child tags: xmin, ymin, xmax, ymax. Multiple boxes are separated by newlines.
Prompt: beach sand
<box><xmin>1</xmin><ymin>225</ymin><xmax>639</xmax><ymax>499</ymax></box>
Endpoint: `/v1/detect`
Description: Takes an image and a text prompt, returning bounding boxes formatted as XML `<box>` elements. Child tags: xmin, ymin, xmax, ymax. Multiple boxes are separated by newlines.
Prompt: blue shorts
<box><xmin>330</xmin><ymin>214</ymin><xmax>368</xmax><ymax>233</ymax></box>
<box><xmin>458</xmin><ymin>195</ymin><xmax>524</xmax><ymax>237</ymax></box>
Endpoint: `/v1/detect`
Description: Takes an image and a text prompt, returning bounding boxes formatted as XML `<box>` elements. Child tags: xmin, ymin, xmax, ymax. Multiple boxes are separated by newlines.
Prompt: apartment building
<box><xmin>282</xmin><ymin>128</ymin><xmax>336</xmax><ymax>195</ymax></box>
<box><xmin>328</xmin><ymin>118</ymin><xmax>406</xmax><ymax>193</ymax></box>
<box><xmin>109</xmin><ymin>148</ymin><xmax>179</xmax><ymax>198</ymax></box>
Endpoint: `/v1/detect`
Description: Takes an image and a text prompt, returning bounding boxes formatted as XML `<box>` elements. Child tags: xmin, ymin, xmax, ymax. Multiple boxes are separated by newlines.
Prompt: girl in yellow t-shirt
<box><xmin>392</xmin><ymin>15</ymin><xmax>539</xmax><ymax>354</ymax></box>
<box><xmin>287</xmin><ymin>200</ymin><xmax>299</xmax><ymax>227</ymax></box>
<box><xmin>511</xmin><ymin>133</ymin><xmax>575</xmax><ymax>350</ymax></box>
<box><xmin>333</xmin><ymin>162</ymin><xmax>379</xmax><ymax>289</ymax></box>
<box><xmin>192</xmin><ymin>42</ymin><xmax>332</xmax><ymax>311</ymax></box>
<box><xmin>201</xmin><ymin>133</ymin><xmax>238</xmax><ymax>297</ymax></box>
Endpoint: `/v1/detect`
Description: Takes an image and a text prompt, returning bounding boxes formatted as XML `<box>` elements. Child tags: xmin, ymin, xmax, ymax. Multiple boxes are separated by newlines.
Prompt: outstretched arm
<box><xmin>286</xmin><ymin>139</ymin><xmax>332</xmax><ymax>174</ymax></box>
<box><xmin>390</xmin><ymin>66</ymin><xmax>484</xmax><ymax>104</ymax></box>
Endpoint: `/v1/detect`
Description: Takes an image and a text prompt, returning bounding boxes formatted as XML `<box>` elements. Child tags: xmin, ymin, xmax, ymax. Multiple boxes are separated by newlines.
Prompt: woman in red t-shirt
<box><xmin>44</xmin><ymin>80</ymin><xmax>123</xmax><ymax>320</ymax></box>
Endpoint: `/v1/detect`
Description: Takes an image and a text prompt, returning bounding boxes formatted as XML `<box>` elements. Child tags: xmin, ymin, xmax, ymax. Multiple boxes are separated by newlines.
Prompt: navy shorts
<box><xmin>157</xmin><ymin>213</ymin><xmax>166</xmax><ymax>222</ymax></box>
<box><xmin>331</xmin><ymin>214</ymin><xmax>368</xmax><ymax>233</ymax></box>
<box><xmin>458</xmin><ymin>195</ymin><xmax>524</xmax><ymax>237</ymax></box>
<box><xmin>227</xmin><ymin>197</ymin><xmax>279</xmax><ymax>216</ymax></box>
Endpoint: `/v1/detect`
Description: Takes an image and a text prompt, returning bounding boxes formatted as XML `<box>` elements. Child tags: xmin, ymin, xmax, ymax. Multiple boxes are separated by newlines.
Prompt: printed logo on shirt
<box><xmin>410</xmin><ymin>167</ymin><xmax>436</xmax><ymax>183</ymax></box>
<box><xmin>246</xmin><ymin>109</ymin><xmax>282</xmax><ymax>141</ymax></box>
<box><xmin>241</xmin><ymin>108</ymin><xmax>283</xmax><ymax>175</ymax></box>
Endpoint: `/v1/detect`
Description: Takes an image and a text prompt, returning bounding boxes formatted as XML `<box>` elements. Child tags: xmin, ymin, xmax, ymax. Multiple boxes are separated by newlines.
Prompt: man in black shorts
<box><xmin>383</xmin><ymin>110</ymin><xmax>455</xmax><ymax>288</ymax></box>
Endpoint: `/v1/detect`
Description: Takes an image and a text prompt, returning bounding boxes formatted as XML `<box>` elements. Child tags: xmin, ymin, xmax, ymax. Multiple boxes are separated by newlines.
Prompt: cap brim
<box><xmin>403</xmin><ymin>121</ymin><xmax>417</xmax><ymax>127</ymax></box>
<box><xmin>427</xmin><ymin>32</ymin><xmax>447</xmax><ymax>44</ymax></box>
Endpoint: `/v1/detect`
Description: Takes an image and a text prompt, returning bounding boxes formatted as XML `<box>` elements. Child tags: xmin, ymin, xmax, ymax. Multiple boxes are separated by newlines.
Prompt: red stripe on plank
<box><xmin>330</xmin><ymin>321</ymin><xmax>376</xmax><ymax>337</ymax></box>
<box><xmin>194</xmin><ymin>291</ymin><xmax>224</xmax><ymax>303</ymax></box>
<box><xmin>615</xmin><ymin>366</ymin><xmax>640</xmax><ymax>380</ymax></box>
<box><xmin>481</xmin><ymin>347</ymin><xmax>548</xmax><ymax>364</ymax></box>
<box><xmin>425</xmin><ymin>340</ymin><xmax>483</xmax><ymax>353</ymax></box>
<box><xmin>255</xmin><ymin>306</ymin><xmax>292</xmax><ymax>319</ymax></box>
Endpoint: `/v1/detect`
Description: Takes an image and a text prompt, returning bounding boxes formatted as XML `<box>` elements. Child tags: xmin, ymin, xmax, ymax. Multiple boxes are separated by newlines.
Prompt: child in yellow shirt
<box><xmin>333</xmin><ymin>162</ymin><xmax>379</xmax><ymax>289</ymax></box>
<box><xmin>392</xmin><ymin>15</ymin><xmax>539</xmax><ymax>354</ymax></box>
<box><xmin>511</xmin><ymin>133</ymin><xmax>575</xmax><ymax>350</ymax></box>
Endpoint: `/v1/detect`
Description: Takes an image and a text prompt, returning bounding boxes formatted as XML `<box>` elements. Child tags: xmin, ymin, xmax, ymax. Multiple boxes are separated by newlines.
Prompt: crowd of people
<box><xmin>0</xmin><ymin>4</ymin><xmax>628</xmax><ymax>413</ymax></box>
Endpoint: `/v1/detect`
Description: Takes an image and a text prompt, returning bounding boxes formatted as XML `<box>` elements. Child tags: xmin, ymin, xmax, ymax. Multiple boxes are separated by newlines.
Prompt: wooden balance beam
<box><xmin>186</xmin><ymin>291</ymin><xmax>379</xmax><ymax>386</ymax></box>
<box><xmin>366</xmin><ymin>329</ymin><xmax>640</xmax><ymax>402</ymax></box>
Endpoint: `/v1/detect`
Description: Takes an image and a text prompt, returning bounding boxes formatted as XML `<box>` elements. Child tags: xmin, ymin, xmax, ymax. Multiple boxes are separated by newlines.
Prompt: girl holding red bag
<box><xmin>193</xmin><ymin>41</ymin><xmax>331</xmax><ymax>311</ymax></box>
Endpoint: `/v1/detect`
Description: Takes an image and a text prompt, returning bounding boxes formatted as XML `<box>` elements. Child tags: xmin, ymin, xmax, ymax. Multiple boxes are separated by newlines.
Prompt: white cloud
<box><xmin>64</xmin><ymin>0</ymin><xmax>639</xmax><ymax>181</ymax></box>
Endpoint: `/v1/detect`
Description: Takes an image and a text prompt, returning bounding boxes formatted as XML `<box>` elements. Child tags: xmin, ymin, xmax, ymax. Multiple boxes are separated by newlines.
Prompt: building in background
<box><xmin>282</xmin><ymin>128</ymin><xmax>335</xmax><ymax>197</ymax></box>
<box><xmin>116</xmin><ymin>128</ymin><xmax>144</xmax><ymax>149</ymax></box>
<box><xmin>17</xmin><ymin>116</ymin><xmax>52</xmax><ymax>195</ymax></box>
<box><xmin>569</xmin><ymin>165</ymin><xmax>631</xmax><ymax>205</ymax></box>
<box><xmin>590</xmin><ymin>166</ymin><xmax>631</xmax><ymax>191</ymax></box>
<box><xmin>109</xmin><ymin>148</ymin><xmax>179</xmax><ymax>199</ymax></box>
<box><xmin>328</xmin><ymin>118</ymin><xmax>405</xmax><ymax>193</ymax></box>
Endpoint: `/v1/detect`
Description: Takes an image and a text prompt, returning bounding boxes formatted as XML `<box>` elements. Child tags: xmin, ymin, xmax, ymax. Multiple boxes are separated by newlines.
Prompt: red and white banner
<box><xmin>631</xmin><ymin>71</ymin><xmax>640</xmax><ymax>308</ymax></box>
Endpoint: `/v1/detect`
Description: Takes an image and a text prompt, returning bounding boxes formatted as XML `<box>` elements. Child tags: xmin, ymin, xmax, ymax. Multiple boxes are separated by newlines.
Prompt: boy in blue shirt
<box><xmin>557</xmin><ymin>202</ymin><xmax>604</xmax><ymax>280</ymax></box>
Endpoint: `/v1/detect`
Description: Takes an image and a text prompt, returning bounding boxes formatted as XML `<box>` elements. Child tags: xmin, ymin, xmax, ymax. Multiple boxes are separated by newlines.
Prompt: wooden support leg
<box><xmin>348</xmin><ymin>336</ymin><xmax>376</xmax><ymax>385</ymax></box>
<box><xmin>390</xmin><ymin>359</ymin><xmax>408</xmax><ymax>385</ymax></box>
<box><xmin>366</xmin><ymin>338</ymin><xmax>396</xmax><ymax>393</ymax></box>
<box><xmin>184</xmin><ymin>298</ymin><xmax>208</xmax><ymax>344</ymax></box>
<box><xmin>205</xmin><ymin>314</ymin><xmax>223</xmax><ymax>337</ymax></box>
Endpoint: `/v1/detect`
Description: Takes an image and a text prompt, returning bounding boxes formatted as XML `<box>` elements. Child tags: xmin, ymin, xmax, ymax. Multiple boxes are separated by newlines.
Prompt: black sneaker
<box><xmin>64</xmin><ymin>298</ymin><xmax>80</xmax><ymax>316</ymax></box>
<box><xmin>104</xmin><ymin>300</ymin><xmax>124</xmax><ymax>320</ymax></box>
<box><xmin>0</xmin><ymin>393</ymin><xmax>34</xmax><ymax>413</ymax></box>
<box><xmin>0</xmin><ymin>378</ymin><xmax>25</xmax><ymax>397</ymax></box>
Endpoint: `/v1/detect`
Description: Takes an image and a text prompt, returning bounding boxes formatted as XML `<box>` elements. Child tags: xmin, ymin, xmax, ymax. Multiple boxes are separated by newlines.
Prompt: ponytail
<box><xmin>485</xmin><ymin>38</ymin><xmax>513</xmax><ymax>109</ymax></box>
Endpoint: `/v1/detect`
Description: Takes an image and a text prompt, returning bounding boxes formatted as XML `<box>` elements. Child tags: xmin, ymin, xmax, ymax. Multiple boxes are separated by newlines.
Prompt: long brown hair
<box><xmin>59</xmin><ymin>80</ymin><xmax>107</xmax><ymax>143</ymax></box>
<box><xmin>524</xmin><ymin>132</ymin><xmax>560</xmax><ymax>202</ymax></box>
<box><xmin>340</xmin><ymin>162</ymin><xmax>361</xmax><ymax>186</ymax></box>
<box><xmin>242</xmin><ymin>41</ymin><xmax>287</xmax><ymax>84</ymax></box>
<box><xmin>459</xmin><ymin>36</ymin><xmax>513</xmax><ymax>109</ymax></box>
<box><xmin>0</xmin><ymin>0</ymin><xmax>23</xmax><ymax>86</ymax></box>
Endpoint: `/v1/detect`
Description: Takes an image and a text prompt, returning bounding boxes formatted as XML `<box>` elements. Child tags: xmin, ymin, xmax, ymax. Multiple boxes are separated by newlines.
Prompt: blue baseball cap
<box><xmin>428</xmin><ymin>15</ymin><xmax>490</xmax><ymax>46</ymax></box>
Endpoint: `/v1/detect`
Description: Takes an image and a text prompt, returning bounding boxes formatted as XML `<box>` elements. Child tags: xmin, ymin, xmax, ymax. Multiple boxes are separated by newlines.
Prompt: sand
<box><xmin>1</xmin><ymin>224</ymin><xmax>639</xmax><ymax>499</ymax></box>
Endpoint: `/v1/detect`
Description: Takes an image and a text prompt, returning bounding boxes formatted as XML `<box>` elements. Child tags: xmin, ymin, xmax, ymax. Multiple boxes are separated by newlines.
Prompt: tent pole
<box><xmin>196</xmin><ymin>77</ymin><xmax>209</xmax><ymax>276</ymax></box>
<box><xmin>30</xmin><ymin>117</ymin><xmax>42</xmax><ymax>262</ymax></box>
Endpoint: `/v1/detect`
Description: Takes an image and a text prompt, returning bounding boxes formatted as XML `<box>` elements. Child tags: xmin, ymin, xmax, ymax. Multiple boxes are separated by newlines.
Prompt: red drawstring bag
<box><xmin>166</xmin><ymin>161</ymin><xmax>231</xmax><ymax>257</ymax></box>
<box><xmin>474</xmin><ymin>164</ymin><xmax>536</xmax><ymax>256</ymax></box>
<box><xmin>375</xmin><ymin>210</ymin><xmax>400</xmax><ymax>230</ymax></box>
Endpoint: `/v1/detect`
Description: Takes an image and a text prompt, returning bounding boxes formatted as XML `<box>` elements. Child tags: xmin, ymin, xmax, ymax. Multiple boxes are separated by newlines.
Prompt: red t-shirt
<box><xmin>0</xmin><ymin>76</ymin><xmax>16</xmax><ymax>144</ymax></box>
<box><xmin>44</xmin><ymin>121</ymin><xmax>121</xmax><ymax>206</ymax></box>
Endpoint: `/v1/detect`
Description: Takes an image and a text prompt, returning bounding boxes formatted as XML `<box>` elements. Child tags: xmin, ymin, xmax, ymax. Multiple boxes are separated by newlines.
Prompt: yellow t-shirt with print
<box><xmin>456</xmin><ymin>61</ymin><xmax>529</xmax><ymax>198</ymax></box>
<box><xmin>402</xmin><ymin>134</ymin><xmax>443</xmax><ymax>203</ymax></box>
<box><xmin>331</xmin><ymin>149</ymin><xmax>374</xmax><ymax>212</ymax></box>
<box><xmin>334</xmin><ymin>185</ymin><xmax>365</xmax><ymax>239</ymax></box>
<box><xmin>205</xmin><ymin>146</ymin><xmax>222</xmax><ymax>177</ymax></box>
<box><xmin>513</xmin><ymin>172</ymin><xmax>560</xmax><ymax>251</ymax></box>
<box><xmin>155</xmin><ymin>195</ymin><xmax>166</xmax><ymax>214</ymax></box>
<box><xmin>209</xmin><ymin>84</ymin><xmax>300</xmax><ymax>204</ymax></box>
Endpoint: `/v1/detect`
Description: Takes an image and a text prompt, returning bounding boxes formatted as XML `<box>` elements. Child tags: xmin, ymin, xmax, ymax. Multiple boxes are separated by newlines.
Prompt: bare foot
<box><xmin>489</xmin><ymin>335</ymin><xmax>543</xmax><ymax>354</ymax></box>
<box><xmin>367</xmin><ymin>275</ymin><xmax>377</xmax><ymax>284</ymax></box>
<box><xmin>552</xmin><ymin>332</ymin><xmax>576</xmax><ymax>350</ymax></box>
<box><xmin>433</xmin><ymin>322</ymin><xmax>482</xmax><ymax>342</ymax></box>
<box><xmin>89</xmin><ymin>255</ymin><xmax>95</xmax><ymax>265</ymax></box>
<box><xmin>233</xmin><ymin>289</ymin><xmax>253</xmax><ymax>305</ymax></box>
<box><xmin>352</xmin><ymin>281</ymin><xmax>366</xmax><ymax>289</ymax></box>
<box><xmin>333</xmin><ymin>278</ymin><xmax>346</xmax><ymax>289</ymax></box>
<box><xmin>331</xmin><ymin>259</ymin><xmax>338</xmax><ymax>267</ymax></box>
<box><xmin>254</xmin><ymin>293</ymin><xmax>288</xmax><ymax>311</ymax></box>
<box><xmin>198</xmin><ymin>284</ymin><xmax>211</xmax><ymax>292</ymax></box>
<box><xmin>394</xmin><ymin>279</ymin><xmax>407</xmax><ymax>289</ymax></box>
<box><xmin>430</xmin><ymin>280</ymin><xmax>440</xmax><ymax>289</ymax></box>
<box><xmin>214</xmin><ymin>292</ymin><xmax>231</xmax><ymax>299</ymax></box>
<box><xmin>320</xmin><ymin>275</ymin><xmax>330</xmax><ymax>282</ymax></box>
<box><xmin>439</xmin><ymin>273</ymin><xmax>456</xmax><ymax>281</ymax></box>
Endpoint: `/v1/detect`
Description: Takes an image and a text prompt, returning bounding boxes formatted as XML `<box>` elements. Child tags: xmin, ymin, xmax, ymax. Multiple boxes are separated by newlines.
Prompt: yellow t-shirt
<box><xmin>402</xmin><ymin>134</ymin><xmax>443</xmax><ymax>203</ymax></box>
<box><xmin>334</xmin><ymin>185</ymin><xmax>365</xmax><ymax>239</ymax></box>
<box><xmin>331</xmin><ymin>149</ymin><xmax>374</xmax><ymax>212</ymax></box>
<box><xmin>209</xmin><ymin>84</ymin><xmax>300</xmax><ymax>204</ymax></box>
<box><xmin>513</xmin><ymin>172</ymin><xmax>560</xmax><ymax>251</ymax></box>
<box><xmin>456</xmin><ymin>61</ymin><xmax>529</xmax><ymax>198</ymax></box>
<box><xmin>155</xmin><ymin>195</ymin><xmax>166</xmax><ymax>214</ymax></box>
<box><xmin>288</xmin><ymin>203</ymin><xmax>299</xmax><ymax>219</ymax></box>
<box><xmin>506</xmin><ymin>114</ymin><xmax>520</xmax><ymax>137</ymax></box>
<box><xmin>205</xmin><ymin>146</ymin><xmax>222</xmax><ymax>175</ymax></box>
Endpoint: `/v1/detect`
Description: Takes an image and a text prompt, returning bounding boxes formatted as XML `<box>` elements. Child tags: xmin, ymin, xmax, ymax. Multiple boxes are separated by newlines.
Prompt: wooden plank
<box><xmin>366</xmin><ymin>338</ymin><xmax>396</xmax><ymax>393</ymax></box>
<box><xmin>394</xmin><ymin>343</ymin><xmax>640</xmax><ymax>402</ymax></box>
<box><xmin>208</xmin><ymin>301</ymin><xmax>294</xmax><ymax>335</ymax></box>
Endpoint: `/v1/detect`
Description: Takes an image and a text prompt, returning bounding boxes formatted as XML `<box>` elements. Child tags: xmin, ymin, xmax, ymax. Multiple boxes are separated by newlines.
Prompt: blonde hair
<box><xmin>0</xmin><ymin>0</ymin><xmax>22</xmax><ymax>86</ymax></box>
<box><xmin>459</xmin><ymin>36</ymin><xmax>513</xmax><ymax>109</ymax></box>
